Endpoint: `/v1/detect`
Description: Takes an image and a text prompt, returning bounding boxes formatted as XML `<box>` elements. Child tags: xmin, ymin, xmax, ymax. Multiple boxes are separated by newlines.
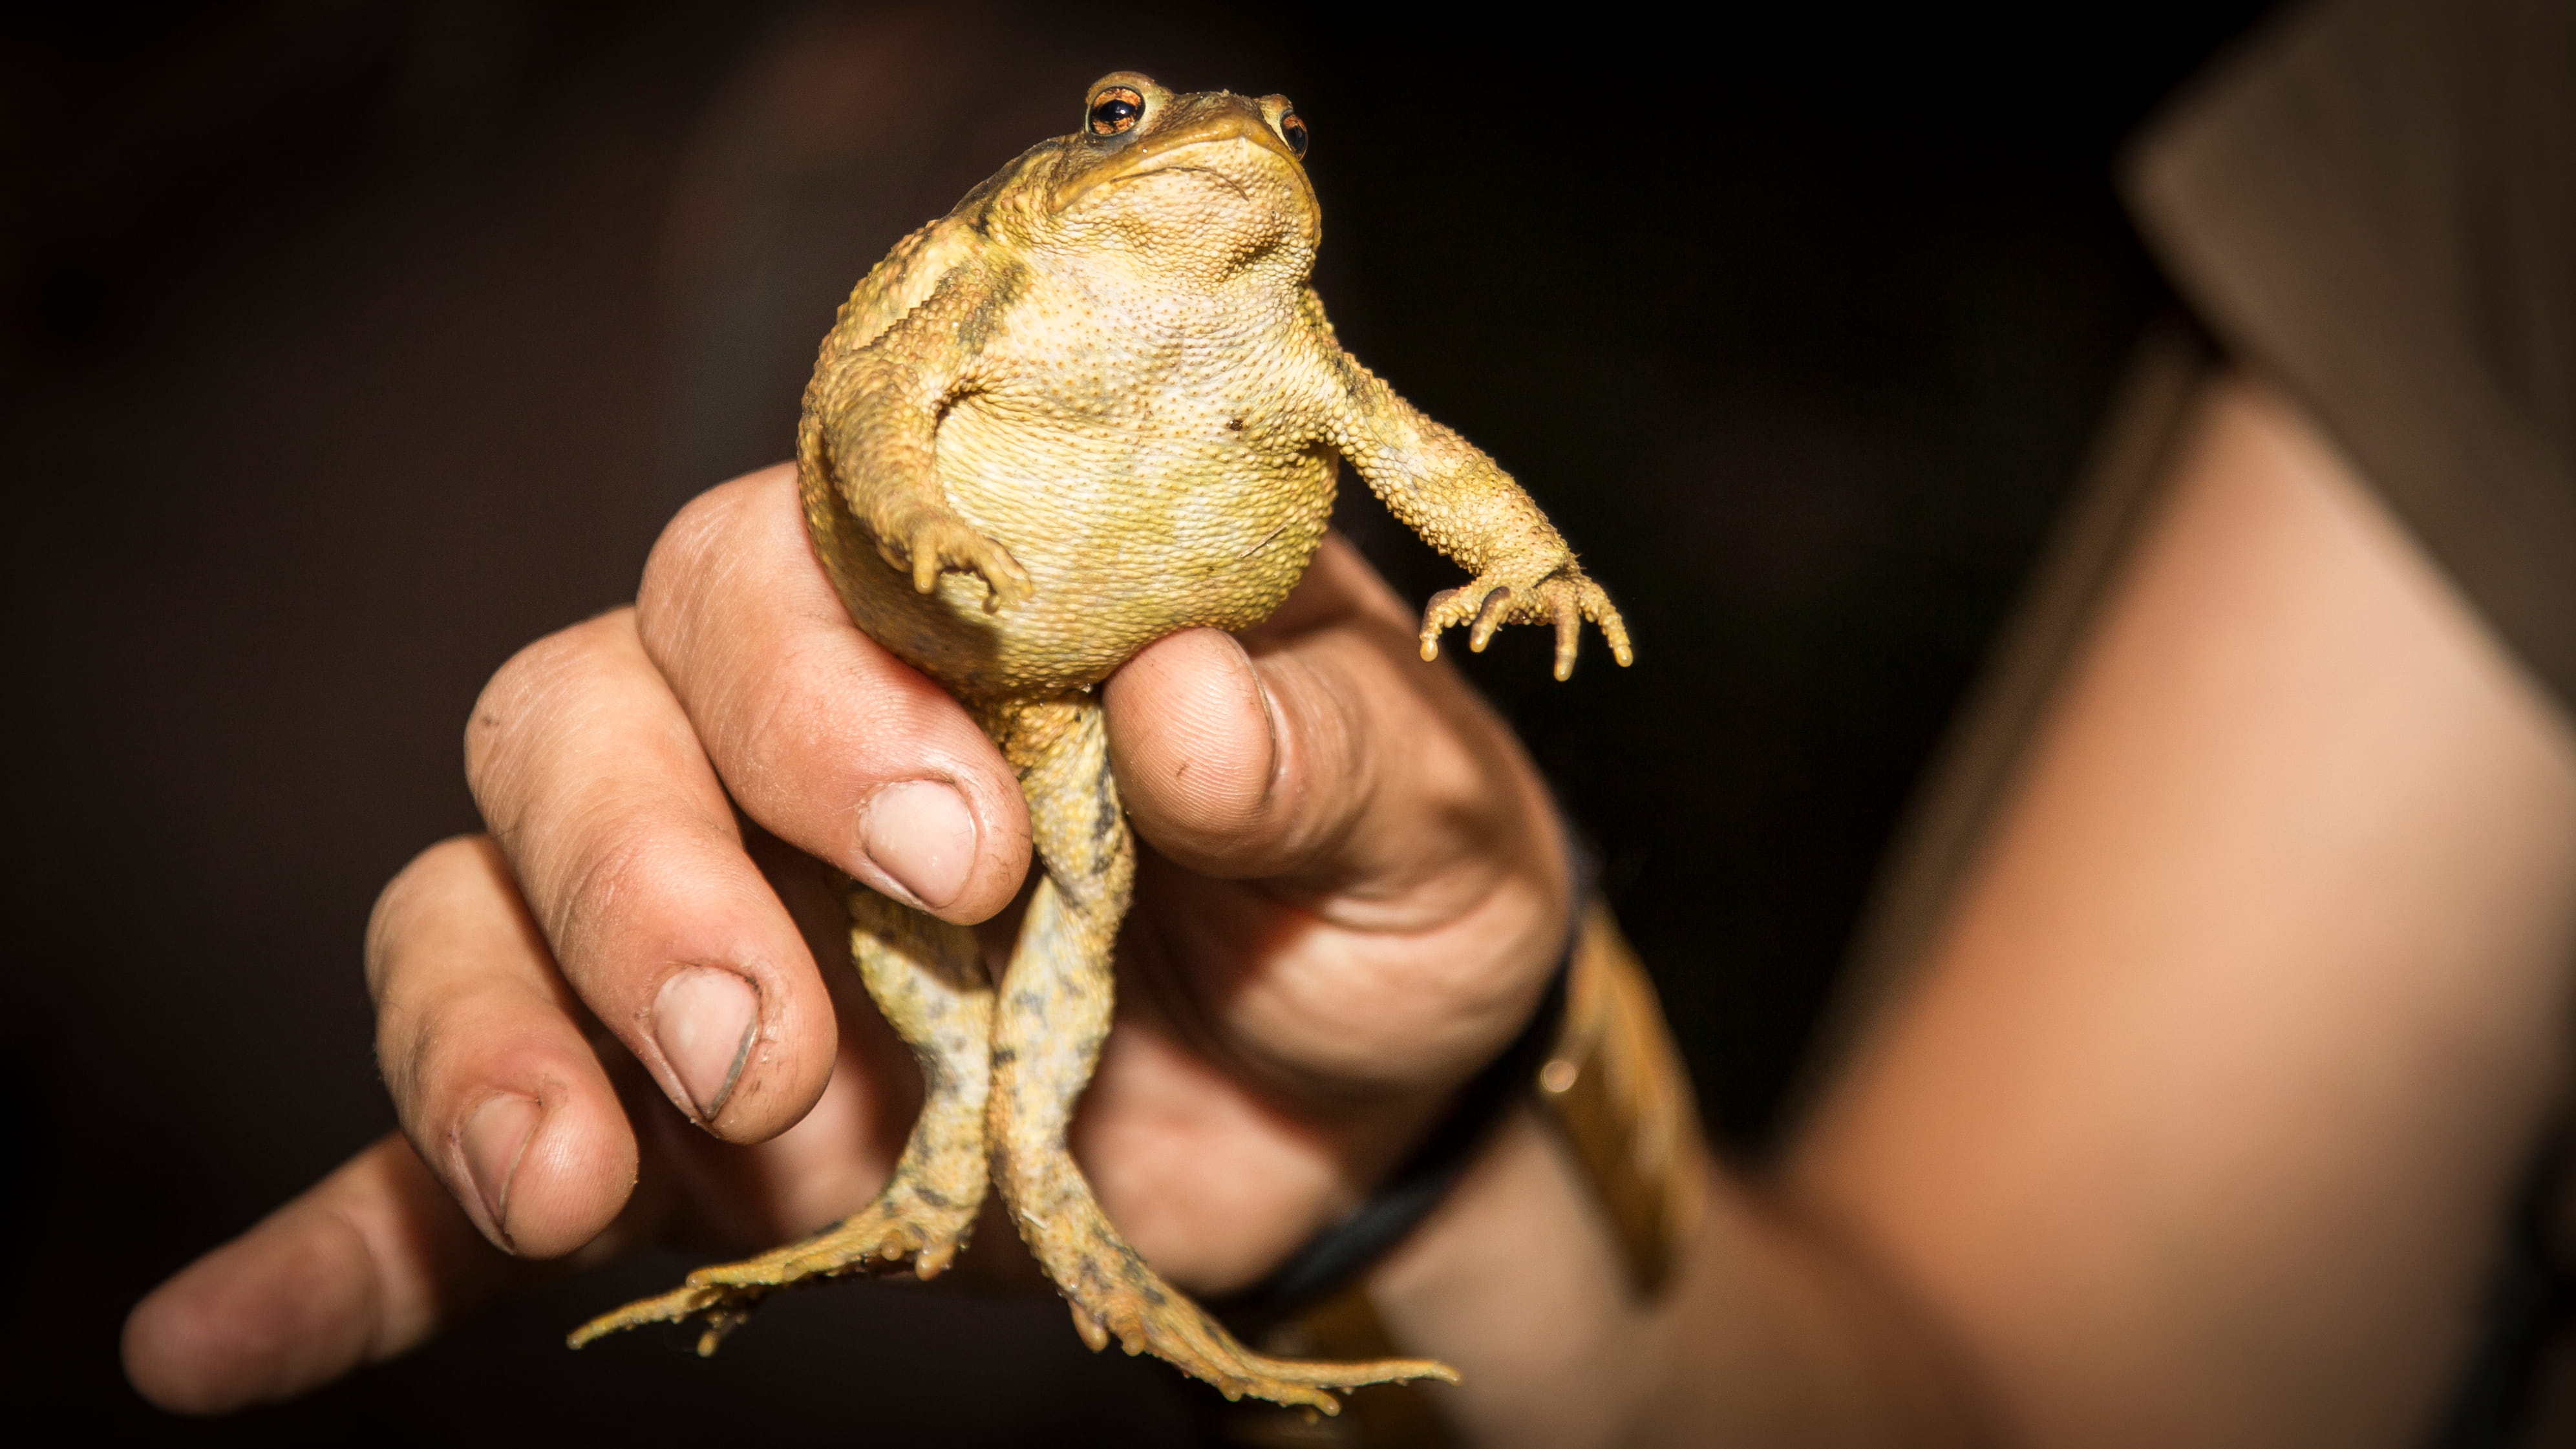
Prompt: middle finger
<box><xmin>465</xmin><ymin>606</ymin><xmax>835</xmax><ymax>1143</ymax></box>
<box><xmin>632</xmin><ymin>465</ymin><xmax>1032</xmax><ymax>926</ymax></box>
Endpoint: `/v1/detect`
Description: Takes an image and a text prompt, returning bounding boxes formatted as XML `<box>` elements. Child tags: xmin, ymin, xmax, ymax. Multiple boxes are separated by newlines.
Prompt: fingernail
<box><xmin>654</xmin><ymin>967</ymin><xmax>760</xmax><ymax>1121</ymax></box>
<box><xmin>462</xmin><ymin>1092</ymin><xmax>542</xmax><ymax>1248</ymax></box>
<box><xmin>858</xmin><ymin>779</ymin><xmax>976</xmax><ymax>909</ymax></box>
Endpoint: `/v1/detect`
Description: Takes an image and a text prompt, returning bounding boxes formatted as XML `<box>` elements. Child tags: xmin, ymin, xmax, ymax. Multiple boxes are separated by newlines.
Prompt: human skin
<box><xmin>120</xmin><ymin>463</ymin><xmax>1582</xmax><ymax>1415</ymax></box>
<box><xmin>1789</xmin><ymin>374</ymin><xmax>2576</xmax><ymax>1448</ymax></box>
<box><xmin>124</xmin><ymin>375</ymin><xmax>2576</xmax><ymax>1446</ymax></box>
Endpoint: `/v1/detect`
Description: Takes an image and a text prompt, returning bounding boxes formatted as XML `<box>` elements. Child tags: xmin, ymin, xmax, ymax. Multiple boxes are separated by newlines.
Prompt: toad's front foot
<box><xmin>871</xmin><ymin>503</ymin><xmax>1032</xmax><ymax>613</ymax></box>
<box><xmin>1420</xmin><ymin>563</ymin><xmax>1633</xmax><ymax>681</ymax></box>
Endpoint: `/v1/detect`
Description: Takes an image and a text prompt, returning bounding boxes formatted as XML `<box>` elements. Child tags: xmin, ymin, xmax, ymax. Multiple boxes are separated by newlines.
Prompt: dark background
<box><xmin>0</xmin><ymin>1</ymin><xmax>2268</xmax><ymax>1442</ymax></box>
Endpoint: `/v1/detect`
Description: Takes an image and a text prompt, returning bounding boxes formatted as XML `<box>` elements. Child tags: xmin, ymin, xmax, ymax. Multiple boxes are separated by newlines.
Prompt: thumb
<box><xmin>123</xmin><ymin>1133</ymin><xmax>518</xmax><ymax>1414</ymax></box>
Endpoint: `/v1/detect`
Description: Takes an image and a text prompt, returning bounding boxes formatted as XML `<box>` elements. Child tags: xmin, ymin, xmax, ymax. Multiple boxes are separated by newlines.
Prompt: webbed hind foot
<box><xmin>569</xmin><ymin>882</ymin><xmax>992</xmax><ymax>1355</ymax></box>
<box><xmin>983</xmin><ymin>693</ymin><xmax>1458</xmax><ymax>1412</ymax></box>
<box><xmin>1012</xmin><ymin>1150</ymin><xmax>1458</xmax><ymax>1413</ymax></box>
<box><xmin>565</xmin><ymin>1165</ymin><xmax>985</xmax><ymax>1355</ymax></box>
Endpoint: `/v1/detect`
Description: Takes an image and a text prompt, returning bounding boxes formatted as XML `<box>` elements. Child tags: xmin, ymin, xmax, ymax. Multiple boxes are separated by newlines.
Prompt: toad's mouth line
<box><xmin>1055</xmin><ymin>123</ymin><xmax>1312</xmax><ymax>215</ymax></box>
<box><xmin>1099</xmin><ymin>162</ymin><xmax>1251</xmax><ymax>201</ymax></box>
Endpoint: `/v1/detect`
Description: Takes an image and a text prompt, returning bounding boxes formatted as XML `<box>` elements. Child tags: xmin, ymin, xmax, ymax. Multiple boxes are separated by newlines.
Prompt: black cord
<box><xmin>1211</xmin><ymin>833</ymin><xmax>1597</xmax><ymax>1333</ymax></box>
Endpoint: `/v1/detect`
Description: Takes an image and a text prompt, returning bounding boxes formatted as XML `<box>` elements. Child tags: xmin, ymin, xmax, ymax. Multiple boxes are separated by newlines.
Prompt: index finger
<box><xmin>634</xmin><ymin>465</ymin><xmax>1031</xmax><ymax>925</ymax></box>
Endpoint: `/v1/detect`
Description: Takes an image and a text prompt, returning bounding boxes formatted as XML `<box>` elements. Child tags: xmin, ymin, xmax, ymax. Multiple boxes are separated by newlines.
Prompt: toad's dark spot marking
<box><xmin>990</xmin><ymin>1048</ymin><xmax>1017</xmax><ymax>1064</ymax></box>
<box><xmin>1224</xmin><ymin>416</ymin><xmax>1244</xmax><ymax>431</ymax></box>
<box><xmin>913</xmin><ymin>1185</ymin><xmax>951</xmax><ymax>1208</ymax></box>
<box><xmin>1092</xmin><ymin>754</ymin><xmax>1120</xmax><ymax>840</ymax></box>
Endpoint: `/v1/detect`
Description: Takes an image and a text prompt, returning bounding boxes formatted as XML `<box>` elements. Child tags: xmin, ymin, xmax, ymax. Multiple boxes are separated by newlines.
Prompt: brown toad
<box><xmin>573</xmin><ymin>70</ymin><xmax>1630</xmax><ymax>1413</ymax></box>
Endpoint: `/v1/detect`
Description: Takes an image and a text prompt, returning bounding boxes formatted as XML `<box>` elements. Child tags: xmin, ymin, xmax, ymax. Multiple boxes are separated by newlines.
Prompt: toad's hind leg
<box><xmin>569</xmin><ymin>885</ymin><xmax>992</xmax><ymax>1355</ymax></box>
<box><xmin>985</xmin><ymin>696</ymin><xmax>1458</xmax><ymax>1415</ymax></box>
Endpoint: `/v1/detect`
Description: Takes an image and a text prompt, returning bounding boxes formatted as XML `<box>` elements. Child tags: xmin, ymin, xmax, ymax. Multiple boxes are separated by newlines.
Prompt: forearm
<box><xmin>1785</xmin><ymin>376</ymin><xmax>2576</xmax><ymax>1447</ymax></box>
<box><xmin>817</xmin><ymin>359</ymin><xmax>948</xmax><ymax>534</ymax></box>
<box><xmin>1328</xmin><ymin>366</ymin><xmax>1571</xmax><ymax>577</ymax></box>
<box><xmin>1364</xmin><ymin>1105</ymin><xmax>1994</xmax><ymax>1448</ymax></box>
<box><xmin>805</xmin><ymin>265</ymin><xmax>1001</xmax><ymax>536</ymax></box>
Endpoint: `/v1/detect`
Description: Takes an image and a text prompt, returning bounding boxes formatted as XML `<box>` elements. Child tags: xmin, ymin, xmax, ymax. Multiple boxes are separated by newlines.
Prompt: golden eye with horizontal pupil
<box><xmin>1089</xmin><ymin>87</ymin><xmax>1142</xmax><ymax>136</ymax></box>
<box><xmin>1277</xmin><ymin>111</ymin><xmax>1308</xmax><ymax>157</ymax></box>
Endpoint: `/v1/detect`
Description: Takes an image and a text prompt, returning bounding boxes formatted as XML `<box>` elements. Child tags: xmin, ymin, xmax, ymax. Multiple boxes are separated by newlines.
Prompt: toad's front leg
<box><xmin>797</xmin><ymin>261</ymin><xmax>1034</xmax><ymax>613</ymax></box>
<box><xmin>1315</xmin><ymin>341</ymin><xmax>1633</xmax><ymax>679</ymax></box>
<box><xmin>984</xmin><ymin>696</ymin><xmax>1458</xmax><ymax>1415</ymax></box>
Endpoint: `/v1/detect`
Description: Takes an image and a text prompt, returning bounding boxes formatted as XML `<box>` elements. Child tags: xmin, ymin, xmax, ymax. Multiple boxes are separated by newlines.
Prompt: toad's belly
<box><xmin>803</xmin><ymin>404</ymin><xmax>1337</xmax><ymax>701</ymax></box>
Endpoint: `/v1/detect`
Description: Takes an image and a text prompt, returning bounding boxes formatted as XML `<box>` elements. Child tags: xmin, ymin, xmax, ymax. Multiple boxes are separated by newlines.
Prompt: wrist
<box><xmin>1200</xmin><ymin>897</ymin><xmax>1723</xmax><ymax>1445</ymax></box>
<box><xmin>1215</xmin><ymin>953</ymin><xmax>1572</xmax><ymax>1330</ymax></box>
<box><xmin>1367</xmin><ymin>1103</ymin><xmax>1680</xmax><ymax>1447</ymax></box>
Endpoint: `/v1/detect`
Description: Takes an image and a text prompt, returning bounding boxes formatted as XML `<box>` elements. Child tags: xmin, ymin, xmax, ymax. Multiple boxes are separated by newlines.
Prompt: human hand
<box><xmin>122</xmin><ymin>463</ymin><xmax>1571</xmax><ymax>1414</ymax></box>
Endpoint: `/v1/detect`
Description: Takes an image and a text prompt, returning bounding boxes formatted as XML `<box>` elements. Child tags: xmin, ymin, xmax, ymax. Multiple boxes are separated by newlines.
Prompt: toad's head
<box><xmin>977</xmin><ymin>72</ymin><xmax>1319</xmax><ymax>282</ymax></box>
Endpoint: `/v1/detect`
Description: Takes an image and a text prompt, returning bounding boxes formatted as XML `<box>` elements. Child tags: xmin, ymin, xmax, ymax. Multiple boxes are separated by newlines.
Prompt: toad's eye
<box><xmin>1277</xmin><ymin>110</ymin><xmax>1309</xmax><ymax>158</ymax></box>
<box><xmin>1089</xmin><ymin>87</ymin><xmax>1143</xmax><ymax>136</ymax></box>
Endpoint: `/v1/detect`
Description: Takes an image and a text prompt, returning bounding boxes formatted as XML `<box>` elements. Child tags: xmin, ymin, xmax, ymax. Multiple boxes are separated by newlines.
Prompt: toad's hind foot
<box><xmin>568</xmin><ymin>882</ymin><xmax>993</xmax><ymax>1357</ymax></box>
<box><xmin>566</xmin><ymin>1284</ymin><xmax>745</xmax><ymax>1358</ymax></box>
<box><xmin>564</xmin><ymin>1173</ymin><xmax>985</xmax><ymax>1356</ymax></box>
<box><xmin>1014</xmin><ymin>1151</ymin><xmax>1459</xmax><ymax>1413</ymax></box>
<box><xmin>985</xmin><ymin>694</ymin><xmax>1457</xmax><ymax>1413</ymax></box>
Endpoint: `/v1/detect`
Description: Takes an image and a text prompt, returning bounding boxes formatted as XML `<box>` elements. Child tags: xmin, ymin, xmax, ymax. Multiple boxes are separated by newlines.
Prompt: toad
<box><xmin>571</xmin><ymin>70</ymin><xmax>1630</xmax><ymax>1413</ymax></box>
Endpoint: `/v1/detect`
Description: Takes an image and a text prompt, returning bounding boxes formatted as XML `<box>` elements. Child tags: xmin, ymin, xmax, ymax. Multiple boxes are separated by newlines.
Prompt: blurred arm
<box><xmin>1789</xmin><ymin>372</ymin><xmax>2576</xmax><ymax>1448</ymax></box>
<box><xmin>1359</xmin><ymin>371</ymin><xmax>2576</xmax><ymax>1447</ymax></box>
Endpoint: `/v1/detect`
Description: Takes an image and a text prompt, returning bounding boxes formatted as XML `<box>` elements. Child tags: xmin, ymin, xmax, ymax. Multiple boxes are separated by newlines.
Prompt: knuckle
<box><xmin>639</xmin><ymin>467</ymin><xmax>793</xmax><ymax>647</ymax></box>
<box><xmin>365</xmin><ymin>838</ymin><xmax>516</xmax><ymax>1120</ymax></box>
<box><xmin>543</xmin><ymin>806</ymin><xmax>723</xmax><ymax>981</ymax></box>
<box><xmin>467</xmin><ymin>615</ymin><xmax>632</xmax><ymax>810</ymax></box>
<box><xmin>365</xmin><ymin>837</ymin><xmax>475</xmax><ymax>1003</ymax></box>
<box><xmin>548</xmin><ymin>809</ymin><xmax>660</xmax><ymax>954</ymax></box>
<box><xmin>646</xmin><ymin>476</ymin><xmax>759</xmax><ymax>591</ymax></box>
